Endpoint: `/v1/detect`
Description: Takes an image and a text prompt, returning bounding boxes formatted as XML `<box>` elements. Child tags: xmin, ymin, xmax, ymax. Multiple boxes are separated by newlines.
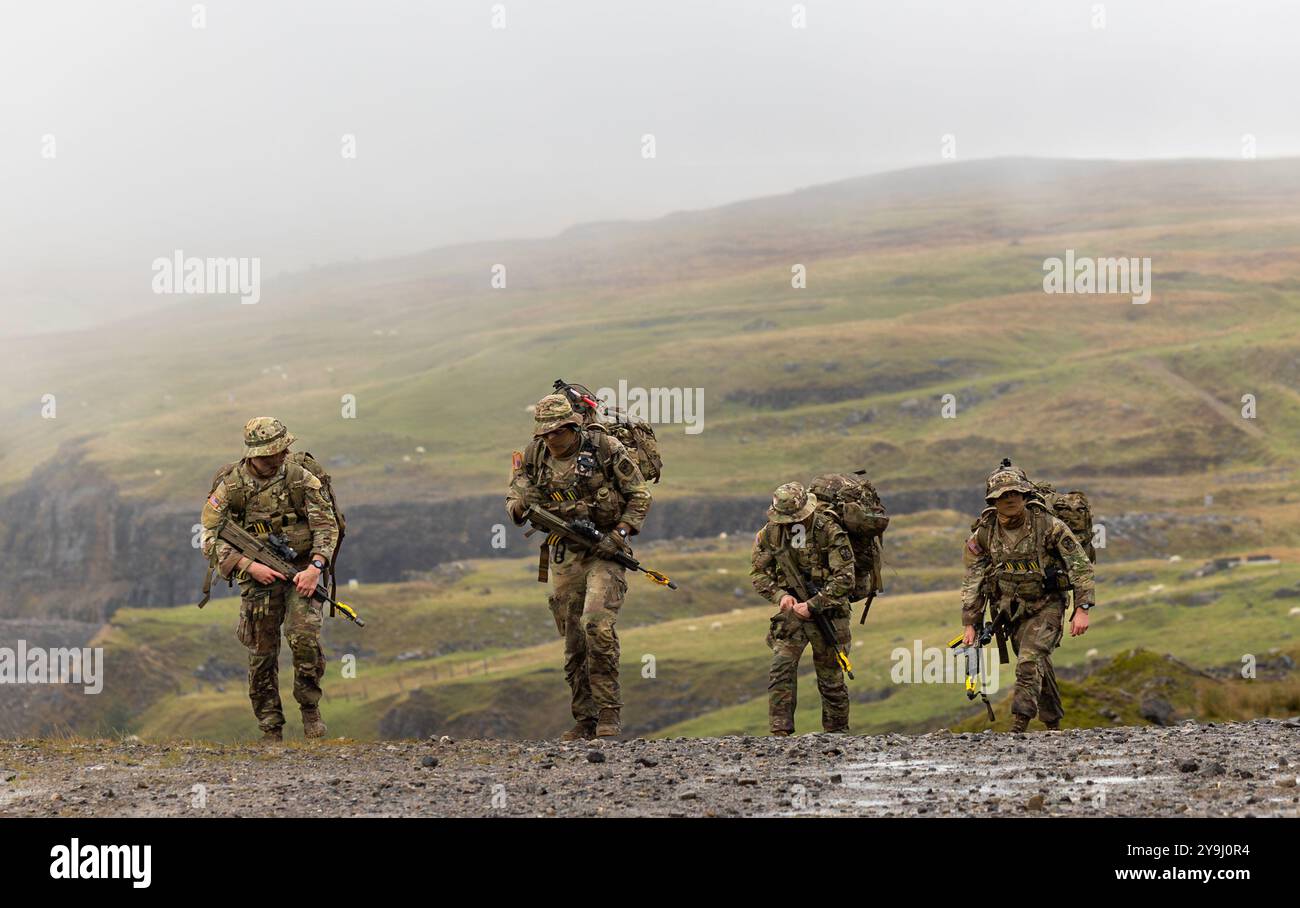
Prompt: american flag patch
<box><xmin>966</xmin><ymin>536</ymin><xmax>982</xmax><ymax>555</ymax></box>
<box><xmin>208</xmin><ymin>495</ymin><xmax>221</xmax><ymax>509</ymax></box>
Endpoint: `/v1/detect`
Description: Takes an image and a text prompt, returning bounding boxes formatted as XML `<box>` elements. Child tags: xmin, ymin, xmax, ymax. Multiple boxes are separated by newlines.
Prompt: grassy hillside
<box><xmin>8</xmin><ymin>156</ymin><xmax>1300</xmax><ymax>741</ymax></box>
<box><xmin>5</xmin><ymin>157</ymin><xmax>1300</xmax><ymax>517</ymax></box>
<box><xmin>39</xmin><ymin>526</ymin><xmax>1300</xmax><ymax>742</ymax></box>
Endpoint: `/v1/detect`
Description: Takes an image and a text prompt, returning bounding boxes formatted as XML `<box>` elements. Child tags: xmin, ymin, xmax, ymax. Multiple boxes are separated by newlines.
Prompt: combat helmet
<box><xmin>767</xmin><ymin>482</ymin><xmax>818</xmax><ymax>524</ymax></box>
<box><xmin>984</xmin><ymin>457</ymin><xmax>1035</xmax><ymax>503</ymax></box>
<box><xmin>244</xmin><ymin>417</ymin><xmax>295</xmax><ymax>457</ymax></box>
<box><xmin>532</xmin><ymin>394</ymin><xmax>582</xmax><ymax>437</ymax></box>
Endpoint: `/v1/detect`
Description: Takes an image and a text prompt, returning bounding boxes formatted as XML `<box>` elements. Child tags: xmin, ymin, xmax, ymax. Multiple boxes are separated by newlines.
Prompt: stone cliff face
<box><xmin>0</xmin><ymin>444</ymin><xmax>986</xmax><ymax>620</ymax></box>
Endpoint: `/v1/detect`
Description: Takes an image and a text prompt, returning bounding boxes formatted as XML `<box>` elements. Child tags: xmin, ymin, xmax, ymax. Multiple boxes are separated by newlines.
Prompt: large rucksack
<box><xmin>807</xmin><ymin>472</ymin><xmax>889</xmax><ymax>605</ymax></box>
<box><xmin>205</xmin><ymin>451</ymin><xmax>347</xmax><ymax>597</ymax></box>
<box><xmin>1033</xmin><ymin>482</ymin><xmax>1096</xmax><ymax>563</ymax></box>
<box><xmin>553</xmin><ymin>379</ymin><xmax>663</xmax><ymax>483</ymax></box>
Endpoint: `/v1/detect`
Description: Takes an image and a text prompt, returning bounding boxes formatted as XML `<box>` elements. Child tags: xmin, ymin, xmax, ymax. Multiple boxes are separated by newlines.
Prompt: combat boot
<box><xmin>1009</xmin><ymin>714</ymin><xmax>1030</xmax><ymax>734</ymax></box>
<box><xmin>770</xmin><ymin>729</ymin><xmax>792</xmax><ymax>737</ymax></box>
<box><xmin>302</xmin><ymin>708</ymin><xmax>327</xmax><ymax>739</ymax></box>
<box><xmin>1043</xmin><ymin>719</ymin><xmax>1061</xmax><ymax>730</ymax></box>
<box><xmin>261</xmin><ymin>727</ymin><xmax>283</xmax><ymax>743</ymax></box>
<box><xmin>560</xmin><ymin>720</ymin><xmax>597</xmax><ymax>741</ymax></box>
<box><xmin>595</xmin><ymin>708</ymin><xmax>622</xmax><ymax>738</ymax></box>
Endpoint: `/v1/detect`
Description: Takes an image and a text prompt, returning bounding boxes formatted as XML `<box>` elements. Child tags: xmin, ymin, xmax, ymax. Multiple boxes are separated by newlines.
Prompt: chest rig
<box><xmin>983</xmin><ymin>506</ymin><xmax>1066</xmax><ymax>613</ymax></box>
<box><xmin>225</xmin><ymin>462</ymin><xmax>311</xmax><ymax>552</ymax></box>
<box><xmin>764</xmin><ymin>517</ymin><xmax>835</xmax><ymax>593</ymax></box>
<box><xmin>527</xmin><ymin>428</ymin><xmax>622</xmax><ymax>579</ymax></box>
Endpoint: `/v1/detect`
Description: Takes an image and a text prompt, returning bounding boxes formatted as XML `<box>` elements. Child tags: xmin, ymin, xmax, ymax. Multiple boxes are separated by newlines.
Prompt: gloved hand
<box><xmin>595</xmin><ymin>532</ymin><xmax>629</xmax><ymax>559</ymax></box>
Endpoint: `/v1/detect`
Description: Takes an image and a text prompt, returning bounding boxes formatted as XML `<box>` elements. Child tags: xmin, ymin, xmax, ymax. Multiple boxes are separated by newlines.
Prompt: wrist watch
<box><xmin>311</xmin><ymin>557</ymin><xmax>326</xmax><ymax>570</ymax></box>
<box><xmin>1075</xmin><ymin>600</ymin><xmax>1093</xmax><ymax>611</ymax></box>
<box><xmin>616</xmin><ymin>527</ymin><xmax>629</xmax><ymax>539</ymax></box>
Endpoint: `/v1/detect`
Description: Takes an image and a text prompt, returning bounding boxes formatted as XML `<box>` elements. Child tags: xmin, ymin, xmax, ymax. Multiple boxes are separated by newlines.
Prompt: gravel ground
<box><xmin>2</xmin><ymin>719</ymin><xmax>1297</xmax><ymax>818</ymax></box>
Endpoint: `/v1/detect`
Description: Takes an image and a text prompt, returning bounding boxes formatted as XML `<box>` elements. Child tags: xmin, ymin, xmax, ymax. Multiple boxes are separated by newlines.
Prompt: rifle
<box><xmin>522</xmin><ymin>506</ymin><xmax>677</xmax><ymax>590</ymax></box>
<box><xmin>772</xmin><ymin>547</ymin><xmax>854</xmax><ymax>680</ymax></box>
<box><xmin>945</xmin><ymin>604</ymin><xmax>1009</xmax><ymax>722</ymax></box>
<box><xmin>947</xmin><ymin>620</ymin><xmax>997</xmax><ymax>722</ymax></box>
<box><xmin>204</xmin><ymin>521</ymin><xmax>366</xmax><ymax>627</ymax></box>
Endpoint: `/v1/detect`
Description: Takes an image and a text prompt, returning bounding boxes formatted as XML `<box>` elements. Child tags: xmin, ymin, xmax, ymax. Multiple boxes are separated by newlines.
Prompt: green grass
<box><xmin>65</xmin><ymin>539</ymin><xmax>1300</xmax><ymax>742</ymax></box>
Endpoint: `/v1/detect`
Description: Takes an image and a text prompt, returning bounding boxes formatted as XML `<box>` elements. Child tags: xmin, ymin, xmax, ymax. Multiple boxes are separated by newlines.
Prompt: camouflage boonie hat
<box><xmin>985</xmin><ymin>461</ymin><xmax>1034</xmax><ymax>503</ymax></box>
<box><xmin>767</xmin><ymin>482</ymin><xmax>818</xmax><ymax>524</ymax></box>
<box><xmin>244</xmin><ymin>417</ymin><xmax>295</xmax><ymax>457</ymax></box>
<box><xmin>532</xmin><ymin>394</ymin><xmax>582</xmax><ymax>437</ymax></box>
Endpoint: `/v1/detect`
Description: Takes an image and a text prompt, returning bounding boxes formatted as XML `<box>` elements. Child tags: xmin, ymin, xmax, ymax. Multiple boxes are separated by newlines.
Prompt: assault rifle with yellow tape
<box><xmin>521</xmin><ymin>505</ymin><xmax>677</xmax><ymax>590</ymax></box>
<box><xmin>203</xmin><ymin>521</ymin><xmax>366</xmax><ymax>626</ymax></box>
<box><xmin>947</xmin><ymin>620</ymin><xmax>999</xmax><ymax>722</ymax></box>
<box><xmin>772</xmin><ymin>547</ymin><xmax>854</xmax><ymax>680</ymax></box>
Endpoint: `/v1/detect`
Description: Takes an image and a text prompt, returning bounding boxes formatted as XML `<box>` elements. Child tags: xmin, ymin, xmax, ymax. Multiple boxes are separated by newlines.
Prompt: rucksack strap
<box><xmin>524</xmin><ymin>428</ymin><xmax>612</xmax><ymax>482</ymax></box>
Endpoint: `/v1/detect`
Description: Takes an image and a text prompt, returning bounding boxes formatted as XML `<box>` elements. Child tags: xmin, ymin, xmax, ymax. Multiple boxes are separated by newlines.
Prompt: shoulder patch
<box><xmin>207</xmin><ymin>494</ymin><xmax>221</xmax><ymax>509</ymax></box>
<box><xmin>1060</xmin><ymin>534</ymin><xmax>1078</xmax><ymax>553</ymax></box>
<box><xmin>512</xmin><ymin>451</ymin><xmax>523</xmax><ymax>472</ymax></box>
<box><xmin>966</xmin><ymin>535</ymin><xmax>983</xmax><ymax>556</ymax></box>
<box><xmin>616</xmin><ymin>456</ymin><xmax>636</xmax><ymax>478</ymax></box>
<box><xmin>840</xmin><ymin>545</ymin><xmax>853</xmax><ymax>561</ymax></box>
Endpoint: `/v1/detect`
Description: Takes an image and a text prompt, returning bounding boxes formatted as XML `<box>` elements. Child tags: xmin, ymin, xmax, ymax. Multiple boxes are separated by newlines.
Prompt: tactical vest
<box><xmin>221</xmin><ymin>460</ymin><xmax>316</xmax><ymax>555</ymax></box>
<box><xmin>975</xmin><ymin>503</ymin><xmax>1068</xmax><ymax>606</ymax></box>
<box><xmin>762</xmin><ymin>512</ymin><xmax>843</xmax><ymax>597</ymax></box>
<box><xmin>523</xmin><ymin>426</ymin><xmax>626</xmax><ymax>531</ymax></box>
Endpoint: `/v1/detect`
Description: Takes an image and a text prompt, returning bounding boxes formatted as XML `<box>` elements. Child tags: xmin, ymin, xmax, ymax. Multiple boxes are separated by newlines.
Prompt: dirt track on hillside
<box><xmin>2</xmin><ymin>719</ymin><xmax>1297</xmax><ymax>818</ymax></box>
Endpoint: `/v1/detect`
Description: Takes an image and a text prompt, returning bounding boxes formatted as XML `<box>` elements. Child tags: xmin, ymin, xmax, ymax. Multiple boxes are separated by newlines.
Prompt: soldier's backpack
<box><xmin>808</xmin><ymin>472</ymin><xmax>889</xmax><ymax>608</ymax></box>
<box><xmin>553</xmin><ymin>379</ymin><xmax>663</xmax><ymax>483</ymax></box>
<box><xmin>204</xmin><ymin>452</ymin><xmax>348</xmax><ymax>597</ymax></box>
<box><xmin>1033</xmin><ymin>482</ymin><xmax>1096</xmax><ymax>563</ymax></box>
<box><xmin>604</xmin><ymin>414</ymin><xmax>662</xmax><ymax>484</ymax></box>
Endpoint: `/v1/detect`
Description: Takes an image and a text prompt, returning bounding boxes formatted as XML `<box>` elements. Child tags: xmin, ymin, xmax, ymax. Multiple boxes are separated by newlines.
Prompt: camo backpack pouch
<box><xmin>610</xmin><ymin>418</ymin><xmax>662</xmax><ymax>484</ymax></box>
<box><xmin>1034</xmin><ymin>481</ymin><xmax>1095</xmax><ymax>563</ymax></box>
<box><xmin>809</xmin><ymin>472</ymin><xmax>888</xmax><ymax>602</ymax></box>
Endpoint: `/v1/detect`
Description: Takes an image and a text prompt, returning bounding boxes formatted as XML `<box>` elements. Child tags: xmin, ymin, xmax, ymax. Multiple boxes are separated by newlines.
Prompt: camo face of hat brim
<box><xmin>246</xmin><ymin>432</ymin><xmax>295</xmax><ymax>457</ymax></box>
<box><xmin>534</xmin><ymin>418</ymin><xmax>580</xmax><ymax>437</ymax></box>
<box><xmin>767</xmin><ymin>493</ymin><xmax>818</xmax><ymax>523</ymax></box>
<box><xmin>986</xmin><ymin>483</ymin><xmax>1033</xmax><ymax>503</ymax></box>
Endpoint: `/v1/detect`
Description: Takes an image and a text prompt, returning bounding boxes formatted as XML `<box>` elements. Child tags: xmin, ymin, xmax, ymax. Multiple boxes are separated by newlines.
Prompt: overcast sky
<box><xmin>2</xmin><ymin>0</ymin><xmax>1298</xmax><ymax>334</ymax></box>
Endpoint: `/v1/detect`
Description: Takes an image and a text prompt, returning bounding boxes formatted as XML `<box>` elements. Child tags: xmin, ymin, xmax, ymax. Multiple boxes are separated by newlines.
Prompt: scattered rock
<box><xmin>1139</xmin><ymin>698</ymin><xmax>1176</xmax><ymax>726</ymax></box>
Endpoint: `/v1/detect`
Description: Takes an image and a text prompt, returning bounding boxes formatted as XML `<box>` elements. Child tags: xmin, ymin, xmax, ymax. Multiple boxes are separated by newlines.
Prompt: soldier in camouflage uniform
<box><xmin>200</xmin><ymin>418</ymin><xmax>339</xmax><ymax>742</ymax></box>
<box><xmin>751</xmin><ymin>482</ymin><xmax>856</xmax><ymax>736</ymax></box>
<box><xmin>506</xmin><ymin>394</ymin><xmax>652</xmax><ymax>739</ymax></box>
<box><xmin>959</xmin><ymin>464</ymin><xmax>1094</xmax><ymax>733</ymax></box>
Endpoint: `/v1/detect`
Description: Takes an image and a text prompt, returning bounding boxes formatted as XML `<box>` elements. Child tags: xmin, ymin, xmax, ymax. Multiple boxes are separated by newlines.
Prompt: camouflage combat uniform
<box><xmin>751</xmin><ymin>483</ymin><xmax>856</xmax><ymax>735</ymax></box>
<box><xmin>960</xmin><ymin>465</ymin><xmax>1094</xmax><ymax>730</ymax></box>
<box><xmin>200</xmin><ymin>418</ymin><xmax>339</xmax><ymax>739</ymax></box>
<box><xmin>506</xmin><ymin>394</ymin><xmax>652</xmax><ymax>738</ymax></box>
